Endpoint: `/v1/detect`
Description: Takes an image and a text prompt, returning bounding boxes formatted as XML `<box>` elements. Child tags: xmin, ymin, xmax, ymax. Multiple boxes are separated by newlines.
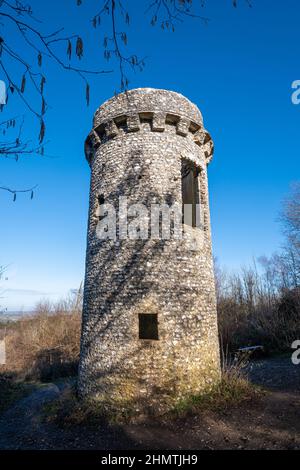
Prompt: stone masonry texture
<box><xmin>78</xmin><ymin>88</ymin><xmax>221</xmax><ymax>415</ymax></box>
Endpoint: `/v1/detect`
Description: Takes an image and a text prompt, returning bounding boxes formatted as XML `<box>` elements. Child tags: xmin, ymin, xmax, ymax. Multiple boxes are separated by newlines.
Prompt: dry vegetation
<box><xmin>1</xmin><ymin>290</ymin><xmax>82</xmax><ymax>381</ymax></box>
<box><xmin>171</xmin><ymin>366</ymin><xmax>262</xmax><ymax>418</ymax></box>
<box><xmin>216</xmin><ymin>262</ymin><xmax>300</xmax><ymax>353</ymax></box>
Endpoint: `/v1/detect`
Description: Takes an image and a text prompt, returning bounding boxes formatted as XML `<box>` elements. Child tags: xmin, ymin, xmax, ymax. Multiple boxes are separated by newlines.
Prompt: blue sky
<box><xmin>1</xmin><ymin>0</ymin><xmax>299</xmax><ymax>310</ymax></box>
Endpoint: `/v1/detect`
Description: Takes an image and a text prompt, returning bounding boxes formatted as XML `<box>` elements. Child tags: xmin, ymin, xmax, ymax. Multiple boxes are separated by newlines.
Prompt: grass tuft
<box><xmin>171</xmin><ymin>366</ymin><xmax>263</xmax><ymax>417</ymax></box>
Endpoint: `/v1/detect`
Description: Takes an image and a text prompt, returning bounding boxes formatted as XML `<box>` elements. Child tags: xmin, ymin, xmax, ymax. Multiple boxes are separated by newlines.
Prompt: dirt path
<box><xmin>0</xmin><ymin>380</ymin><xmax>138</xmax><ymax>450</ymax></box>
<box><xmin>0</xmin><ymin>357</ymin><xmax>299</xmax><ymax>450</ymax></box>
<box><xmin>247</xmin><ymin>356</ymin><xmax>300</xmax><ymax>392</ymax></box>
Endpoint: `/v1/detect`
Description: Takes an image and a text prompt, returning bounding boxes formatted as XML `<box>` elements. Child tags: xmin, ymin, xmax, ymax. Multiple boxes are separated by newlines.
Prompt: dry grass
<box><xmin>171</xmin><ymin>361</ymin><xmax>262</xmax><ymax>417</ymax></box>
<box><xmin>2</xmin><ymin>292</ymin><xmax>82</xmax><ymax>381</ymax></box>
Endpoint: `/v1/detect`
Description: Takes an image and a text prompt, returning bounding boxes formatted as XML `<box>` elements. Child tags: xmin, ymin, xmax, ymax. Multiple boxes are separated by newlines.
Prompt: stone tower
<box><xmin>78</xmin><ymin>88</ymin><xmax>220</xmax><ymax>414</ymax></box>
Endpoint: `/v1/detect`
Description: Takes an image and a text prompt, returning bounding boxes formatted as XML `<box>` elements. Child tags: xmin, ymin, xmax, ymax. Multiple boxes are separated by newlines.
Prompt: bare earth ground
<box><xmin>0</xmin><ymin>357</ymin><xmax>299</xmax><ymax>450</ymax></box>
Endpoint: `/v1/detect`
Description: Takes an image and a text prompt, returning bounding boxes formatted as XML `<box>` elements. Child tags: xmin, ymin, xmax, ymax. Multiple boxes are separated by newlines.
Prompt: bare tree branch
<box><xmin>0</xmin><ymin>0</ymin><xmax>253</xmax><ymax>196</ymax></box>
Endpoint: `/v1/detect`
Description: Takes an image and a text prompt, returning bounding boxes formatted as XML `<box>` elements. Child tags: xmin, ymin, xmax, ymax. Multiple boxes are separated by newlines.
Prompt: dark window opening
<box><xmin>181</xmin><ymin>160</ymin><xmax>200</xmax><ymax>227</ymax></box>
<box><xmin>96</xmin><ymin>194</ymin><xmax>107</xmax><ymax>230</ymax></box>
<box><xmin>139</xmin><ymin>314</ymin><xmax>159</xmax><ymax>340</ymax></box>
<box><xmin>98</xmin><ymin>194</ymin><xmax>105</xmax><ymax>206</ymax></box>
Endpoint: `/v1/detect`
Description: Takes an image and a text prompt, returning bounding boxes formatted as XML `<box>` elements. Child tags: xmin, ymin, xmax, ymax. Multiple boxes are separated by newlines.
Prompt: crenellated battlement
<box><xmin>85</xmin><ymin>88</ymin><xmax>214</xmax><ymax>165</ymax></box>
<box><xmin>85</xmin><ymin>111</ymin><xmax>214</xmax><ymax>164</ymax></box>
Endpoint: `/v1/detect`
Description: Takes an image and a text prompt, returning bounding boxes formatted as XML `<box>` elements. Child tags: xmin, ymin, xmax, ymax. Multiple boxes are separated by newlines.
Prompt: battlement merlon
<box><xmin>84</xmin><ymin>88</ymin><xmax>214</xmax><ymax>165</ymax></box>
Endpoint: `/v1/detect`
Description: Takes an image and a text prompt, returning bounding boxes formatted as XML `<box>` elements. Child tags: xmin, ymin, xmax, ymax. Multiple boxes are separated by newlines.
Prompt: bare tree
<box><xmin>0</xmin><ymin>0</ymin><xmax>112</xmax><ymax>197</ymax></box>
<box><xmin>281</xmin><ymin>182</ymin><xmax>300</xmax><ymax>266</ymax></box>
<box><xmin>256</xmin><ymin>183</ymin><xmax>300</xmax><ymax>291</ymax></box>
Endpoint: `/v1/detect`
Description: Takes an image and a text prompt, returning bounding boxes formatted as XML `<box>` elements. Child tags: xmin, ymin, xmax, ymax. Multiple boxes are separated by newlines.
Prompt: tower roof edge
<box><xmin>93</xmin><ymin>88</ymin><xmax>203</xmax><ymax>128</ymax></box>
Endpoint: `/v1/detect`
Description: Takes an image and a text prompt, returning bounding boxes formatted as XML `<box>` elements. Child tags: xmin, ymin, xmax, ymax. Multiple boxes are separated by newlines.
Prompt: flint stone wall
<box><xmin>78</xmin><ymin>88</ymin><xmax>220</xmax><ymax>414</ymax></box>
